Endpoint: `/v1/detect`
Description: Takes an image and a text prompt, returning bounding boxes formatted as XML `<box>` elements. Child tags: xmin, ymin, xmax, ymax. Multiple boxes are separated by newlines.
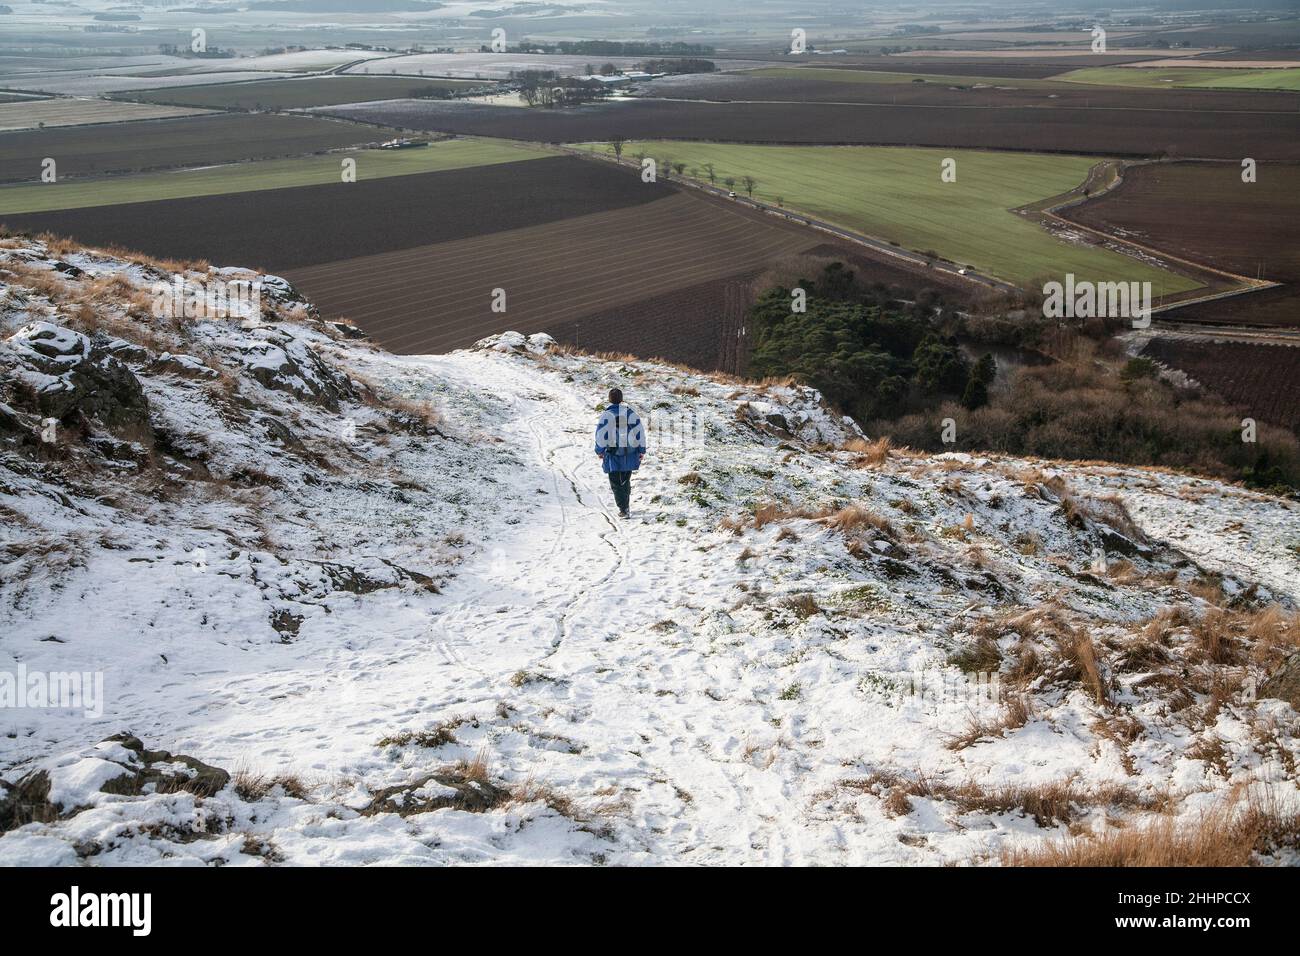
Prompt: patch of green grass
<box><xmin>593</xmin><ymin>141</ymin><xmax>1197</xmax><ymax>291</ymax></box>
<box><xmin>1054</xmin><ymin>65</ymin><xmax>1300</xmax><ymax>92</ymax></box>
<box><xmin>0</xmin><ymin>137</ymin><xmax>550</xmax><ymax>214</ymax></box>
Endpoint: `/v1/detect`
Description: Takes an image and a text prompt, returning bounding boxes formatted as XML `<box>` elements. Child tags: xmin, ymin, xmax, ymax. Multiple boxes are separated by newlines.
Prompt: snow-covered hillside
<box><xmin>2</xmin><ymin>236</ymin><xmax>1298</xmax><ymax>866</ymax></box>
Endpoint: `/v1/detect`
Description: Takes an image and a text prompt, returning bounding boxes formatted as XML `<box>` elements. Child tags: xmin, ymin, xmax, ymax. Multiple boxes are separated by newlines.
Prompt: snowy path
<box><xmin>383</xmin><ymin>354</ymin><xmax>826</xmax><ymax>863</ymax></box>
<box><xmin>184</xmin><ymin>358</ymin><xmax>639</xmax><ymax>770</ymax></box>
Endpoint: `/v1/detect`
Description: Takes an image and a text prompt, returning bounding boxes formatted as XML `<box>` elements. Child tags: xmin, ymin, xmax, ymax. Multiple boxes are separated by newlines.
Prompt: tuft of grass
<box><xmin>845</xmin><ymin>771</ymin><xmax>1160</xmax><ymax>829</ymax></box>
<box><xmin>818</xmin><ymin>504</ymin><xmax>897</xmax><ymax>540</ymax></box>
<box><xmin>781</xmin><ymin>593</ymin><xmax>821</xmax><ymax>619</ymax></box>
<box><xmin>1003</xmin><ymin>788</ymin><xmax>1300</xmax><ymax>866</ymax></box>
<box><xmin>233</xmin><ymin>770</ymin><xmax>311</xmax><ymax>802</ymax></box>
<box><xmin>947</xmin><ymin>636</ymin><xmax>1002</xmax><ymax>674</ymax></box>
<box><xmin>376</xmin><ymin>717</ymin><xmax>470</xmax><ymax>750</ymax></box>
<box><xmin>843</xmin><ymin>436</ymin><xmax>892</xmax><ymax>467</ymax></box>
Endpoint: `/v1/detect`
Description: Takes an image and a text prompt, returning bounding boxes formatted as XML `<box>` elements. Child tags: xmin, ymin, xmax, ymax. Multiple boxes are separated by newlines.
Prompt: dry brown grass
<box><xmin>782</xmin><ymin>593</ymin><xmax>822</xmax><ymax>619</ymax></box>
<box><xmin>817</xmin><ymin>504</ymin><xmax>897</xmax><ymax>540</ymax></box>
<box><xmin>1186</xmin><ymin>734</ymin><xmax>1231</xmax><ymax>779</ymax></box>
<box><xmin>843</xmin><ymin>436</ymin><xmax>892</xmax><ymax>467</ymax></box>
<box><xmin>1068</xmin><ymin>634</ymin><xmax>1111</xmax><ymax>707</ymax></box>
<box><xmin>947</xmin><ymin>632</ymin><xmax>1002</xmax><ymax>674</ymax></box>
<box><xmin>947</xmin><ymin>693</ymin><xmax>1033</xmax><ymax>750</ymax></box>
<box><xmin>454</xmin><ymin>748</ymin><xmax>492</xmax><ymax>787</ymax></box>
<box><xmin>1190</xmin><ymin>608</ymin><xmax>1247</xmax><ymax>666</ymax></box>
<box><xmin>1003</xmin><ymin>788</ymin><xmax>1300</xmax><ymax>866</ymax></box>
<box><xmin>375</xmin><ymin>716</ymin><xmax>470</xmax><ymax>750</ymax></box>
<box><xmin>846</xmin><ymin>771</ymin><xmax>1160</xmax><ymax>828</ymax></box>
<box><xmin>1244</xmin><ymin>606</ymin><xmax>1300</xmax><ymax>670</ymax></box>
<box><xmin>233</xmin><ymin>769</ymin><xmax>311</xmax><ymax>802</ymax></box>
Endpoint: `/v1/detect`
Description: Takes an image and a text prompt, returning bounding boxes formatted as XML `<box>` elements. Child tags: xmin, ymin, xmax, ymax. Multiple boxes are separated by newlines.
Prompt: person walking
<box><xmin>594</xmin><ymin>387</ymin><xmax>647</xmax><ymax>518</ymax></box>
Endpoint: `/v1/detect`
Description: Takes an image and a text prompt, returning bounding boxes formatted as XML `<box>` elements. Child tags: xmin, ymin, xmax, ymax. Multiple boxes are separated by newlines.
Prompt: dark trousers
<box><xmin>608</xmin><ymin>471</ymin><xmax>632</xmax><ymax>513</ymax></box>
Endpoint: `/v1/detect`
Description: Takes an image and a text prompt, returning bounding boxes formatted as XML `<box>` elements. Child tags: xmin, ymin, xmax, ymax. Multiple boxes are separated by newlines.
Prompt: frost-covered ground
<box><xmin>1</xmin><ymin>236</ymin><xmax>1298</xmax><ymax>866</ymax></box>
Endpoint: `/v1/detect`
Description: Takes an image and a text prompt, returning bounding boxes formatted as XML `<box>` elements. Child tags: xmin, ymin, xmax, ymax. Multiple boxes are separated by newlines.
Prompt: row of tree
<box><xmin>605</xmin><ymin>139</ymin><xmax>762</xmax><ymax>196</ymax></box>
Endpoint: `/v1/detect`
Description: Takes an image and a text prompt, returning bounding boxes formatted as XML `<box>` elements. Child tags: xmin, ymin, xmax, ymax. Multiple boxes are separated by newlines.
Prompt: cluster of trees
<box><xmin>886</xmin><ymin>353</ymin><xmax>1300</xmax><ymax>491</ymax></box>
<box><xmin>747</xmin><ymin>263</ymin><xmax>992</xmax><ymax>423</ymax></box>
<box><xmin>747</xmin><ymin>262</ymin><xmax>1299</xmax><ymax>491</ymax></box>
<box><xmin>511</xmin><ymin>71</ymin><xmax>610</xmax><ymax>107</ymax></box>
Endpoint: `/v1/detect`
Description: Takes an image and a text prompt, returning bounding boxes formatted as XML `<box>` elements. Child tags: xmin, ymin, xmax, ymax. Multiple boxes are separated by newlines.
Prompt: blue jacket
<box><xmin>594</xmin><ymin>402</ymin><xmax>647</xmax><ymax>473</ymax></box>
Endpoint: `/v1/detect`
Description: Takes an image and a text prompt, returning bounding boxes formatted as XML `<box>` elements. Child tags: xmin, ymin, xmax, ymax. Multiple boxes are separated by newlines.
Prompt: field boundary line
<box><xmin>557</xmin><ymin>144</ymin><xmax>1015</xmax><ymax>293</ymax></box>
<box><xmin>1028</xmin><ymin>158</ymin><xmax>1281</xmax><ymax>314</ymax></box>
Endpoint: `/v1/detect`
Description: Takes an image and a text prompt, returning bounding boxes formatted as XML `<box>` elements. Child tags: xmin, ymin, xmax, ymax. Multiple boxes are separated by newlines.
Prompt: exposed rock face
<box><xmin>1</xmin><ymin>322</ymin><xmax>151</xmax><ymax>442</ymax></box>
<box><xmin>0</xmin><ymin>734</ymin><xmax>230</xmax><ymax>833</ymax></box>
<box><xmin>1260</xmin><ymin>652</ymin><xmax>1300</xmax><ymax>710</ymax></box>
<box><xmin>233</xmin><ymin>330</ymin><xmax>355</xmax><ymax>411</ymax></box>
<box><xmin>363</xmin><ymin>772</ymin><xmax>510</xmax><ymax>817</ymax></box>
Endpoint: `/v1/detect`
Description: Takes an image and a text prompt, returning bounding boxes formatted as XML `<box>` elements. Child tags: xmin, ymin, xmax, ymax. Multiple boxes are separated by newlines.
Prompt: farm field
<box><xmin>1062</xmin><ymin>161</ymin><xmax>1300</xmax><ymax>327</ymax></box>
<box><xmin>1</xmin><ymin>149</ymin><xmax>976</xmax><ymax>365</ymax></box>
<box><xmin>1055</xmin><ymin>65</ymin><xmax>1300</xmax><ymax>91</ymax></box>
<box><xmin>1142</xmin><ymin>338</ymin><xmax>1300</xmax><ymax>433</ymax></box>
<box><xmin>641</xmin><ymin>69</ymin><xmax>1296</xmax><ymax>113</ymax></box>
<box><xmin>589</xmin><ymin>142</ymin><xmax>1199</xmax><ymax>292</ymax></box>
<box><xmin>0</xmin><ymin>70</ymin><xmax>300</xmax><ymax>96</ymax></box>
<box><xmin>342</xmin><ymin>52</ymin><xmax>773</xmax><ymax>80</ymax></box>
<box><xmin>147</xmin><ymin>49</ymin><xmax>393</xmax><ymax>74</ymax></box>
<box><xmin>0</xmin><ymin>156</ymin><xmax>670</xmax><ymax>271</ymax></box>
<box><xmin>0</xmin><ymin>112</ymin><xmax>380</xmax><ymax>183</ymax></box>
<box><xmin>0</xmin><ymin>137</ymin><xmax>549</xmax><ymax>214</ymax></box>
<box><xmin>799</xmin><ymin>54</ymin><xmax>1157</xmax><ymax>78</ymax></box>
<box><xmin>283</xmin><ymin>191</ymin><xmax>822</xmax><ymax>355</ymax></box>
<box><xmin>0</xmin><ymin>97</ymin><xmax>207</xmax><ymax>131</ymax></box>
<box><xmin>317</xmin><ymin>97</ymin><xmax>1300</xmax><ymax>161</ymax></box>
<box><xmin>747</xmin><ymin>66</ymin><xmax>1061</xmax><ymax>89</ymax></box>
<box><xmin>116</xmin><ymin>75</ymin><xmax>490</xmax><ymax>111</ymax></box>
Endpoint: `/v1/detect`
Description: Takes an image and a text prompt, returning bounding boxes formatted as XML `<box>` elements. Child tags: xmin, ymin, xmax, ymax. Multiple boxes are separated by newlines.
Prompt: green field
<box><xmin>117</xmin><ymin>75</ymin><xmax>489</xmax><ymax>111</ymax></box>
<box><xmin>751</xmin><ymin>66</ymin><xmax>1056</xmax><ymax>88</ymax></box>
<box><xmin>1054</xmin><ymin>65</ymin><xmax>1300</xmax><ymax>91</ymax></box>
<box><xmin>0</xmin><ymin>138</ymin><xmax>550</xmax><ymax>214</ymax></box>
<box><xmin>591</xmin><ymin>142</ymin><xmax>1199</xmax><ymax>291</ymax></box>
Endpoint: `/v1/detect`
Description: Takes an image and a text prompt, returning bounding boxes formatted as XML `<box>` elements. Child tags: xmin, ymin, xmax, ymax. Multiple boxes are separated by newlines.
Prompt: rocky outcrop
<box><xmin>362</xmin><ymin>772</ymin><xmax>510</xmax><ymax>817</ymax></box>
<box><xmin>1259</xmin><ymin>652</ymin><xmax>1300</xmax><ymax>710</ymax></box>
<box><xmin>233</xmin><ymin>330</ymin><xmax>355</xmax><ymax>411</ymax></box>
<box><xmin>1</xmin><ymin>322</ymin><xmax>151</xmax><ymax>443</ymax></box>
<box><xmin>0</xmin><ymin>734</ymin><xmax>230</xmax><ymax>833</ymax></box>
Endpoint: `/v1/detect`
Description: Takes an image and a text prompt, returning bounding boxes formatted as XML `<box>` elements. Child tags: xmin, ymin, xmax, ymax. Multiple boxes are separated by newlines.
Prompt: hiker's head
<box><xmin>608</xmin><ymin>387</ymin><xmax>623</xmax><ymax>406</ymax></box>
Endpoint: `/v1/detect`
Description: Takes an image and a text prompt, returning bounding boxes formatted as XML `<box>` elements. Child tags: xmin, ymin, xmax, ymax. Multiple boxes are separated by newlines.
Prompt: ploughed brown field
<box><xmin>285</xmin><ymin>191</ymin><xmax>820</xmax><ymax>358</ymax></box>
<box><xmin>316</xmin><ymin>98</ymin><xmax>1300</xmax><ymax>160</ymax></box>
<box><xmin>0</xmin><ymin>113</ymin><xmax>377</xmax><ymax>184</ymax></box>
<box><xmin>1142</xmin><ymin>338</ymin><xmax>1300</xmax><ymax>433</ymax></box>
<box><xmin>641</xmin><ymin>70</ymin><xmax>1299</xmax><ymax>114</ymax></box>
<box><xmin>4</xmin><ymin>153</ymin><xmax>974</xmax><ymax>368</ymax></box>
<box><xmin>1061</xmin><ymin>161</ymin><xmax>1300</xmax><ymax>327</ymax></box>
<box><xmin>1</xmin><ymin>156</ymin><xmax>666</xmax><ymax>271</ymax></box>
